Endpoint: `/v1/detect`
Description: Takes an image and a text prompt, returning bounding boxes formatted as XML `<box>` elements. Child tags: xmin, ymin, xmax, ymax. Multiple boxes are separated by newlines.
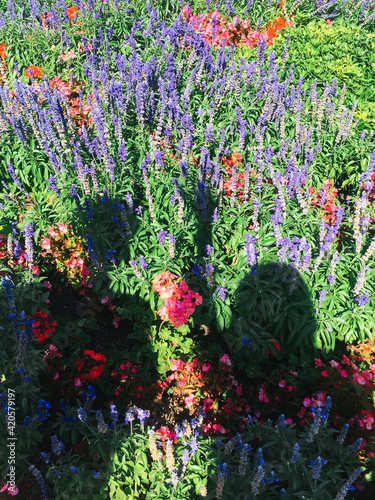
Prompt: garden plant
<box><xmin>1</xmin><ymin>0</ymin><xmax>375</xmax><ymax>498</ymax></box>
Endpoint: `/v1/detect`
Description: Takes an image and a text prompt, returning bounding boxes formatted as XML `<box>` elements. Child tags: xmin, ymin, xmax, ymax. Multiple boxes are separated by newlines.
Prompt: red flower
<box><xmin>84</xmin><ymin>350</ymin><xmax>107</xmax><ymax>363</ymax></box>
<box><xmin>88</xmin><ymin>364</ymin><xmax>105</xmax><ymax>380</ymax></box>
<box><xmin>25</xmin><ymin>66</ymin><xmax>43</xmax><ymax>79</ymax></box>
<box><xmin>67</xmin><ymin>6</ymin><xmax>79</xmax><ymax>19</ymax></box>
<box><xmin>75</xmin><ymin>358</ymin><xmax>85</xmax><ymax>372</ymax></box>
<box><xmin>0</xmin><ymin>43</ymin><xmax>6</xmax><ymax>60</ymax></box>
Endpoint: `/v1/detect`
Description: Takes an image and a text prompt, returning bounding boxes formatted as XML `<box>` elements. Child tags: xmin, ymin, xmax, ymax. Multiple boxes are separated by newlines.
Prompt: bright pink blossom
<box><xmin>219</xmin><ymin>354</ymin><xmax>231</xmax><ymax>366</ymax></box>
<box><xmin>184</xmin><ymin>393</ymin><xmax>196</xmax><ymax>408</ymax></box>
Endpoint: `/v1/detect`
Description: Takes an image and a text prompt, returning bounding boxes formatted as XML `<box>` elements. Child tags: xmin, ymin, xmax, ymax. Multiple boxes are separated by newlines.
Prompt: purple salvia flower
<box><xmin>110</xmin><ymin>404</ymin><xmax>119</xmax><ymax>422</ymax></box>
<box><xmin>7</xmin><ymin>160</ymin><xmax>24</xmax><ymax>191</ymax></box>
<box><xmin>245</xmin><ymin>234</ymin><xmax>258</xmax><ymax>267</ymax></box>
<box><xmin>129</xmin><ymin>260</ymin><xmax>142</xmax><ymax>279</ymax></box>
<box><xmin>47</xmin><ymin>176</ymin><xmax>61</xmax><ymax>197</ymax></box>
<box><xmin>205</xmin><ymin>245</ymin><xmax>214</xmax><ymax>256</ymax></box>
<box><xmin>277</xmin><ymin>237</ymin><xmax>290</xmax><ymax>265</ymax></box>
<box><xmin>252</xmin><ymin>198</ymin><xmax>261</xmax><ymax>235</ymax></box>
<box><xmin>318</xmin><ymin>289</ymin><xmax>328</xmax><ymax>307</ymax></box>
<box><xmin>354</xmin><ymin>264</ymin><xmax>368</xmax><ymax>296</ymax></box>
<box><xmin>355</xmin><ymin>290</ymin><xmax>370</xmax><ymax>307</ymax></box>
<box><xmin>214</xmin><ymin>287</ymin><xmax>228</xmax><ymax>301</ymax></box>
<box><xmin>270</xmin><ymin>198</ymin><xmax>283</xmax><ymax>242</ymax></box>
<box><xmin>212</xmin><ymin>208</ymin><xmax>219</xmax><ymax>223</ymax></box>
<box><xmin>157</xmin><ymin>229</ymin><xmax>168</xmax><ymax>246</ymax></box>
<box><xmin>24</xmin><ymin>222</ymin><xmax>34</xmax><ymax>280</ymax></box>
<box><xmin>139</xmin><ymin>256</ymin><xmax>148</xmax><ymax>269</ymax></box>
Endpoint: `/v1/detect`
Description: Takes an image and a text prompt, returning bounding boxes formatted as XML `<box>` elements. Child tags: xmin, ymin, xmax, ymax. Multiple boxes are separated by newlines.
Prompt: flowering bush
<box><xmin>182</xmin><ymin>6</ymin><xmax>289</xmax><ymax>48</ymax></box>
<box><xmin>39</xmin><ymin>224</ymin><xmax>90</xmax><ymax>287</ymax></box>
<box><xmin>153</xmin><ymin>271</ymin><xmax>202</xmax><ymax>328</ymax></box>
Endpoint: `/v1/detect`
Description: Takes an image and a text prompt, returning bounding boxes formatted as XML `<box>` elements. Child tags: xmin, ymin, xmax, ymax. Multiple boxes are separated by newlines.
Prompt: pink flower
<box><xmin>32</xmin><ymin>265</ymin><xmax>40</xmax><ymax>276</ymax></box>
<box><xmin>278</xmin><ymin>379</ymin><xmax>286</xmax><ymax>388</ymax></box>
<box><xmin>340</xmin><ymin>369</ymin><xmax>348</xmax><ymax>378</ymax></box>
<box><xmin>202</xmin><ymin>362</ymin><xmax>211</xmax><ymax>372</ymax></box>
<box><xmin>321</xmin><ymin>370</ymin><xmax>329</xmax><ymax>377</ymax></box>
<box><xmin>57</xmin><ymin>223</ymin><xmax>68</xmax><ymax>234</ymax></box>
<box><xmin>212</xmin><ymin>424</ymin><xmax>227</xmax><ymax>434</ymax></box>
<box><xmin>314</xmin><ymin>358</ymin><xmax>323</xmax><ymax>368</ymax></box>
<box><xmin>219</xmin><ymin>354</ymin><xmax>231</xmax><ymax>366</ymax></box>
<box><xmin>41</xmin><ymin>238</ymin><xmax>51</xmax><ymax>250</ymax></box>
<box><xmin>327</xmin><ymin>19</ymin><xmax>332</xmax><ymax>25</ymax></box>
<box><xmin>285</xmin><ymin>418</ymin><xmax>293</xmax><ymax>425</ymax></box>
<box><xmin>353</xmin><ymin>370</ymin><xmax>373</xmax><ymax>385</ymax></box>
<box><xmin>259</xmin><ymin>386</ymin><xmax>269</xmax><ymax>403</ymax></box>
<box><xmin>1</xmin><ymin>483</ymin><xmax>18</xmax><ymax>496</ymax></box>
<box><xmin>359</xmin><ymin>411</ymin><xmax>374</xmax><ymax>431</ymax></box>
<box><xmin>101</xmin><ymin>296</ymin><xmax>109</xmax><ymax>304</ymax></box>
<box><xmin>184</xmin><ymin>393</ymin><xmax>196</xmax><ymax>408</ymax></box>
<box><xmin>185</xmin><ymin>362</ymin><xmax>195</xmax><ymax>372</ymax></box>
<box><xmin>329</xmin><ymin>360</ymin><xmax>340</xmax><ymax>369</ymax></box>
<box><xmin>74</xmin><ymin>377</ymin><xmax>82</xmax><ymax>387</ymax></box>
<box><xmin>47</xmin><ymin>227</ymin><xmax>59</xmax><ymax>238</ymax></box>
<box><xmin>170</xmin><ymin>359</ymin><xmax>184</xmax><ymax>372</ymax></box>
<box><xmin>303</xmin><ymin>398</ymin><xmax>311</xmax><ymax>408</ymax></box>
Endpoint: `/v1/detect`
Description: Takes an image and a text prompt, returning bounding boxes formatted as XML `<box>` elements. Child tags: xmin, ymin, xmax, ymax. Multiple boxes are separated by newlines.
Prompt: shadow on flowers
<box><xmin>223</xmin><ymin>261</ymin><xmax>320</xmax><ymax>378</ymax></box>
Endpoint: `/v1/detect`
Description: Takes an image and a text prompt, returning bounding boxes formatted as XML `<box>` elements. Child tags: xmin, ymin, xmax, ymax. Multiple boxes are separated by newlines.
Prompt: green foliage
<box><xmin>272</xmin><ymin>18</ymin><xmax>375</xmax><ymax>132</ymax></box>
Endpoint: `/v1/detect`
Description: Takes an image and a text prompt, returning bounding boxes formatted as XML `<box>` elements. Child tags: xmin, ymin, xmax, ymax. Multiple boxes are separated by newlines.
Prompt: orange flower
<box><xmin>267</xmin><ymin>16</ymin><xmax>286</xmax><ymax>42</ymax></box>
<box><xmin>25</xmin><ymin>66</ymin><xmax>43</xmax><ymax>79</ymax></box>
<box><xmin>67</xmin><ymin>6</ymin><xmax>80</xmax><ymax>19</ymax></box>
<box><xmin>0</xmin><ymin>43</ymin><xmax>6</xmax><ymax>60</ymax></box>
<box><xmin>42</xmin><ymin>12</ymin><xmax>52</xmax><ymax>28</ymax></box>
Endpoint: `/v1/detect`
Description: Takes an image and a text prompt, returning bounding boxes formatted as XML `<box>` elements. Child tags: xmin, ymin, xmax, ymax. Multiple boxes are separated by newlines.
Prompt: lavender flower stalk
<box><xmin>334</xmin><ymin>467</ymin><xmax>365</xmax><ymax>500</ymax></box>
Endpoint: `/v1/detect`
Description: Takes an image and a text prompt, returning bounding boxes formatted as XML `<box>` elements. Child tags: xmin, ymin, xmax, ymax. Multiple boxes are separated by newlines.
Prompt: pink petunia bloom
<box><xmin>278</xmin><ymin>379</ymin><xmax>286</xmax><ymax>388</ymax></box>
<box><xmin>321</xmin><ymin>370</ymin><xmax>329</xmax><ymax>377</ymax></box>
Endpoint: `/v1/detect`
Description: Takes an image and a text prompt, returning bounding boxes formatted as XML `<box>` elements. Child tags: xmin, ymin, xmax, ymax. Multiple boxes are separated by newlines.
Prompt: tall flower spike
<box><xmin>334</xmin><ymin>467</ymin><xmax>365</xmax><ymax>500</ymax></box>
<box><xmin>337</xmin><ymin>423</ymin><xmax>349</xmax><ymax>445</ymax></box>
